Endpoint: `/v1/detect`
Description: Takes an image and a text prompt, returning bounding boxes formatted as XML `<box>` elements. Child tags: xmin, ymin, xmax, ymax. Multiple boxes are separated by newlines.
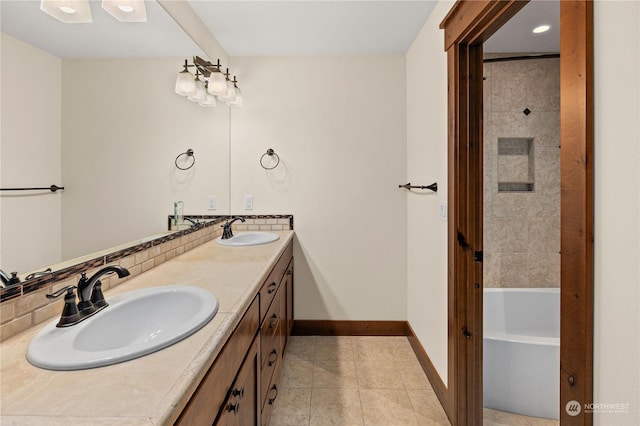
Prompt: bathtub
<box><xmin>483</xmin><ymin>288</ymin><xmax>560</xmax><ymax>419</ymax></box>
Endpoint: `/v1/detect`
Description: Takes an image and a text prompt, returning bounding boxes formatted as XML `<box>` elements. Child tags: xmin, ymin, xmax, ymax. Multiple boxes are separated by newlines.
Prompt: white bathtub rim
<box><xmin>484</xmin><ymin>333</ymin><xmax>559</xmax><ymax>346</ymax></box>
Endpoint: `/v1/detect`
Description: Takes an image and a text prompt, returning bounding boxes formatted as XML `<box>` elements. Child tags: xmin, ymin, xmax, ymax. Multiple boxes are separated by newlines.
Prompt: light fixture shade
<box><xmin>188</xmin><ymin>78</ymin><xmax>207</xmax><ymax>103</ymax></box>
<box><xmin>199</xmin><ymin>94</ymin><xmax>217</xmax><ymax>108</ymax></box>
<box><xmin>102</xmin><ymin>0</ymin><xmax>147</xmax><ymax>22</ymax></box>
<box><xmin>40</xmin><ymin>0</ymin><xmax>93</xmax><ymax>23</ymax></box>
<box><xmin>218</xmin><ymin>81</ymin><xmax>237</xmax><ymax>102</ymax></box>
<box><xmin>227</xmin><ymin>87</ymin><xmax>243</xmax><ymax>107</ymax></box>
<box><xmin>207</xmin><ymin>72</ymin><xmax>227</xmax><ymax>96</ymax></box>
<box><xmin>175</xmin><ymin>71</ymin><xmax>196</xmax><ymax>97</ymax></box>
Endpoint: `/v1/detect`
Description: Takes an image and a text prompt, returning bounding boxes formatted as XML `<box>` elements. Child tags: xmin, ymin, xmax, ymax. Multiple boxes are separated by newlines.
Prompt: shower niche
<box><xmin>497</xmin><ymin>137</ymin><xmax>535</xmax><ymax>192</ymax></box>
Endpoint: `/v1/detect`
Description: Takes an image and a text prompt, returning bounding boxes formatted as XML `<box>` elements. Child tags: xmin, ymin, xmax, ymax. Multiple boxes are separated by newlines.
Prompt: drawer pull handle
<box><xmin>286</xmin><ymin>269</ymin><xmax>292</xmax><ymax>275</ymax></box>
<box><xmin>268</xmin><ymin>349</ymin><xmax>278</xmax><ymax>366</ymax></box>
<box><xmin>232</xmin><ymin>387</ymin><xmax>244</xmax><ymax>399</ymax></box>
<box><xmin>268</xmin><ymin>384</ymin><xmax>278</xmax><ymax>405</ymax></box>
<box><xmin>227</xmin><ymin>402</ymin><xmax>240</xmax><ymax>414</ymax></box>
<box><xmin>267</xmin><ymin>282</ymin><xmax>277</xmax><ymax>294</ymax></box>
<box><xmin>269</xmin><ymin>314</ymin><xmax>279</xmax><ymax>329</ymax></box>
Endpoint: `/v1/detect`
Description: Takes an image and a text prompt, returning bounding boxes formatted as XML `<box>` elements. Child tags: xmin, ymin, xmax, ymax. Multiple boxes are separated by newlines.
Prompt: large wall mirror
<box><xmin>0</xmin><ymin>0</ymin><xmax>230</xmax><ymax>278</ymax></box>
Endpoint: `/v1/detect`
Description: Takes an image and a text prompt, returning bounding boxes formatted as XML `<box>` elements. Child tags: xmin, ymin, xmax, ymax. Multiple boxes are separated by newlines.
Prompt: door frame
<box><xmin>439</xmin><ymin>1</ymin><xmax>594</xmax><ymax>424</ymax></box>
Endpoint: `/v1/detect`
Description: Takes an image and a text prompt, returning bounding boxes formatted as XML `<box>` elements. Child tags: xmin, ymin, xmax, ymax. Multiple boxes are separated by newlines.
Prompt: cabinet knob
<box><xmin>269</xmin><ymin>314</ymin><xmax>279</xmax><ymax>329</ymax></box>
<box><xmin>268</xmin><ymin>349</ymin><xmax>278</xmax><ymax>366</ymax></box>
<box><xmin>232</xmin><ymin>387</ymin><xmax>245</xmax><ymax>399</ymax></box>
<box><xmin>268</xmin><ymin>384</ymin><xmax>278</xmax><ymax>405</ymax></box>
<box><xmin>227</xmin><ymin>402</ymin><xmax>240</xmax><ymax>414</ymax></box>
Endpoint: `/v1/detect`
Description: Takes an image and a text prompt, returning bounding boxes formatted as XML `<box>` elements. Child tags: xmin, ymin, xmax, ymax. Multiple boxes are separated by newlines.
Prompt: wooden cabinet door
<box><xmin>216</xmin><ymin>336</ymin><xmax>260</xmax><ymax>426</ymax></box>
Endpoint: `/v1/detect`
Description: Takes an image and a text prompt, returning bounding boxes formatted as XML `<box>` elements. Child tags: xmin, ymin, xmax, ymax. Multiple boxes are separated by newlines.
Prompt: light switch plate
<box><xmin>439</xmin><ymin>200</ymin><xmax>447</xmax><ymax>221</ymax></box>
<box><xmin>244</xmin><ymin>195</ymin><xmax>253</xmax><ymax>210</ymax></box>
<box><xmin>208</xmin><ymin>196</ymin><xmax>216</xmax><ymax>210</ymax></box>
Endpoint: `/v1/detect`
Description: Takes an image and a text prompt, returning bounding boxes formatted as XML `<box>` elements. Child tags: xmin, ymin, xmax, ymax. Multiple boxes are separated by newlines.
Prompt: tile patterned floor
<box><xmin>271</xmin><ymin>336</ymin><xmax>559</xmax><ymax>426</ymax></box>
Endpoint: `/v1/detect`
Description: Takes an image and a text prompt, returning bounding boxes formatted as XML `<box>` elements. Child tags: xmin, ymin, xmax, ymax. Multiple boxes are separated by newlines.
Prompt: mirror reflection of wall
<box><xmin>0</xmin><ymin>1</ymin><xmax>230</xmax><ymax>275</ymax></box>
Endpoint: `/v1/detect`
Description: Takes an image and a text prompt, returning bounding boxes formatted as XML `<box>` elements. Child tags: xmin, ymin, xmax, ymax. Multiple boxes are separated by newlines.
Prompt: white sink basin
<box><xmin>216</xmin><ymin>231</ymin><xmax>279</xmax><ymax>247</ymax></box>
<box><xmin>27</xmin><ymin>286</ymin><xmax>218</xmax><ymax>370</ymax></box>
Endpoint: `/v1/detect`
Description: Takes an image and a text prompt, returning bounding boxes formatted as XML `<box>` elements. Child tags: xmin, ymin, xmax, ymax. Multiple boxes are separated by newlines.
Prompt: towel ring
<box><xmin>175</xmin><ymin>149</ymin><xmax>195</xmax><ymax>170</ymax></box>
<box><xmin>260</xmin><ymin>148</ymin><xmax>280</xmax><ymax>170</ymax></box>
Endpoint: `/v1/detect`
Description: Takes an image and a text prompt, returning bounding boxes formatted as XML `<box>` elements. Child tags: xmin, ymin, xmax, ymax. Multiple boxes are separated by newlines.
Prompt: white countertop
<box><xmin>0</xmin><ymin>231</ymin><xmax>294</xmax><ymax>426</ymax></box>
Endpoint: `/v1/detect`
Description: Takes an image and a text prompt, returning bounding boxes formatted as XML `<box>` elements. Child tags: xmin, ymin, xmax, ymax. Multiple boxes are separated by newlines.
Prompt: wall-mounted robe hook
<box><xmin>175</xmin><ymin>149</ymin><xmax>195</xmax><ymax>170</ymax></box>
<box><xmin>399</xmin><ymin>182</ymin><xmax>438</xmax><ymax>192</ymax></box>
<box><xmin>260</xmin><ymin>148</ymin><xmax>280</xmax><ymax>170</ymax></box>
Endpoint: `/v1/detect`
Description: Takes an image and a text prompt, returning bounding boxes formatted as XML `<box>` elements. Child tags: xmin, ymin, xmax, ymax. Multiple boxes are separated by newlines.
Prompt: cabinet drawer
<box><xmin>215</xmin><ymin>336</ymin><xmax>260</xmax><ymax>426</ymax></box>
<box><xmin>259</xmin><ymin>242</ymin><xmax>293</xmax><ymax>322</ymax></box>
<box><xmin>261</xmin><ymin>287</ymin><xmax>283</xmax><ymax>367</ymax></box>
<box><xmin>260</xmin><ymin>354</ymin><xmax>283</xmax><ymax>426</ymax></box>
<box><xmin>176</xmin><ymin>297</ymin><xmax>259</xmax><ymax>426</ymax></box>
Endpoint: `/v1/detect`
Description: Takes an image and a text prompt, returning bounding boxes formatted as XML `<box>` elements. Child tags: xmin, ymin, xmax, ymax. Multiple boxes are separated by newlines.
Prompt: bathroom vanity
<box><xmin>0</xmin><ymin>231</ymin><xmax>294</xmax><ymax>426</ymax></box>
<box><xmin>177</xmin><ymin>240</ymin><xmax>293</xmax><ymax>425</ymax></box>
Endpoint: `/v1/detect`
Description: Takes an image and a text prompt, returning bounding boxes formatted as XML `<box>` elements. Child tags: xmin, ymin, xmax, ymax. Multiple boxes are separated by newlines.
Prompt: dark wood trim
<box><xmin>291</xmin><ymin>320</ymin><xmax>410</xmax><ymax>336</ymax></box>
<box><xmin>559</xmin><ymin>1</ymin><xmax>594</xmax><ymax>424</ymax></box>
<box><xmin>407</xmin><ymin>323</ymin><xmax>452</xmax><ymax>425</ymax></box>
<box><xmin>440</xmin><ymin>0</ymin><xmax>594</xmax><ymax>424</ymax></box>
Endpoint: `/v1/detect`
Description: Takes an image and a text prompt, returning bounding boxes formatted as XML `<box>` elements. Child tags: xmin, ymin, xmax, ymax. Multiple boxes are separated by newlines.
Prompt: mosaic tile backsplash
<box><xmin>0</xmin><ymin>215</ymin><xmax>293</xmax><ymax>341</ymax></box>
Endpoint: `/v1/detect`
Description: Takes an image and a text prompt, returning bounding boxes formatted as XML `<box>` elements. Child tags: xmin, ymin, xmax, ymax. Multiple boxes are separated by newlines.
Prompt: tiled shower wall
<box><xmin>483</xmin><ymin>55</ymin><xmax>560</xmax><ymax>288</ymax></box>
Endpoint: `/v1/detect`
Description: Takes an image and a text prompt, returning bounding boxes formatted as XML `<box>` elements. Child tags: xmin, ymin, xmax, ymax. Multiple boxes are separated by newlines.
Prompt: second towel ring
<box><xmin>175</xmin><ymin>149</ymin><xmax>195</xmax><ymax>170</ymax></box>
<box><xmin>260</xmin><ymin>148</ymin><xmax>280</xmax><ymax>170</ymax></box>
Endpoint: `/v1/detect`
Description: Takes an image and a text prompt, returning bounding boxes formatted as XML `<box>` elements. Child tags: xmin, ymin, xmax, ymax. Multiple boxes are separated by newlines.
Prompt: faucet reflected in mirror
<box><xmin>46</xmin><ymin>266</ymin><xmax>130</xmax><ymax>327</ymax></box>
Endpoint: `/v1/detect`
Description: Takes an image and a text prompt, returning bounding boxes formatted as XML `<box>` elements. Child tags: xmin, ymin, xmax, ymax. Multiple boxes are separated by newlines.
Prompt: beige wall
<box><xmin>0</xmin><ymin>33</ymin><xmax>62</xmax><ymax>273</ymax></box>
<box><xmin>483</xmin><ymin>56</ymin><xmax>560</xmax><ymax>288</ymax></box>
<box><xmin>406</xmin><ymin>1</ymin><xmax>640</xmax><ymax>422</ymax></box>
<box><xmin>61</xmin><ymin>57</ymin><xmax>230</xmax><ymax>260</ymax></box>
<box><xmin>405</xmin><ymin>0</ymin><xmax>453</xmax><ymax>385</ymax></box>
<box><xmin>593</xmin><ymin>1</ymin><xmax>640</xmax><ymax>424</ymax></box>
<box><xmin>228</xmin><ymin>55</ymin><xmax>408</xmax><ymax>320</ymax></box>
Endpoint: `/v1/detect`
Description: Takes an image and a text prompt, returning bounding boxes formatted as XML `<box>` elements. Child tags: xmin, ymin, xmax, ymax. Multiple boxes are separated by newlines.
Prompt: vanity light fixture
<box><xmin>199</xmin><ymin>88</ymin><xmax>218</xmax><ymax>108</ymax></box>
<box><xmin>175</xmin><ymin>57</ymin><xmax>242</xmax><ymax>108</ymax></box>
<box><xmin>532</xmin><ymin>25</ymin><xmax>551</xmax><ymax>34</ymax></box>
<box><xmin>175</xmin><ymin>60</ymin><xmax>197</xmax><ymax>97</ymax></box>
<box><xmin>40</xmin><ymin>0</ymin><xmax>93</xmax><ymax>23</ymax></box>
<box><xmin>205</xmin><ymin>59</ymin><xmax>227</xmax><ymax>96</ymax></box>
<box><xmin>102</xmin><ymin>0</ymin><xmax>147</xmax><ymax>22</ymax></box>
<box><xmin>187</xmin><ymin>72</ymin><xmax>208</xmax><ymax>103</ymax></box>
<box><xmin>227</xmin><ymin>85</ymin><xmax>243</xmax><ymax>108</ymax></box>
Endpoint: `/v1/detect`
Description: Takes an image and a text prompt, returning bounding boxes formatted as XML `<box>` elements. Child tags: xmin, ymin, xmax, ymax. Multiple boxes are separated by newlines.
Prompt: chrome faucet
<box><xmin>46</xmin><ymin>265</ymin><xmax>130</xmax><ymax>327</ymax></box>
<box><xmin>222</xmin><ymin>216</ymin><xmax>246</xmax><ymax>239</ymax></box>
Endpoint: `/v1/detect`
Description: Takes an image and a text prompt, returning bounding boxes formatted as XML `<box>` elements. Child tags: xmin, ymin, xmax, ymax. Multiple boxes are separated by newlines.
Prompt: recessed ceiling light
<box><xmin>533</xmin><ymin>25</ymin><xmax>551</xmax><ymax>34</ymax></box>
<box><xmin>40</xmin><ymin>0</ymin><xmax>93</xmax><ymax>23</ymax></box>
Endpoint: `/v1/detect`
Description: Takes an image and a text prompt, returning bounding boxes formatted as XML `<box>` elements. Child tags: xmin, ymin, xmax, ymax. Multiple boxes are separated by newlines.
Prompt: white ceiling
<box><xmin>484</xmin><ymin>0</ymin><xmax>559</xmax><ymax>53</ymax></box>
<box><xmin>188</xmin><ymin>1</ymin><xmax>438</xmax><ymax>56</ymax></box>
<box><xmin>0</xmin><ymin>0</ymin><xmax>558</xmax><ymax>59</ymax></box>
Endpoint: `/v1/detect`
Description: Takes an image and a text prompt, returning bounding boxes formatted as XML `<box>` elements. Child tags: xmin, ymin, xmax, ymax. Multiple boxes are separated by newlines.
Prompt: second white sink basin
<box><xmin>27</xmin><ymin>286</ymin><xmax>218</xmax><ymax>371</ymax></box>
<box><xmin>216</xmin><ymin>231</ymin><xmax>279</xmax><ymax>247</ymax></box>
